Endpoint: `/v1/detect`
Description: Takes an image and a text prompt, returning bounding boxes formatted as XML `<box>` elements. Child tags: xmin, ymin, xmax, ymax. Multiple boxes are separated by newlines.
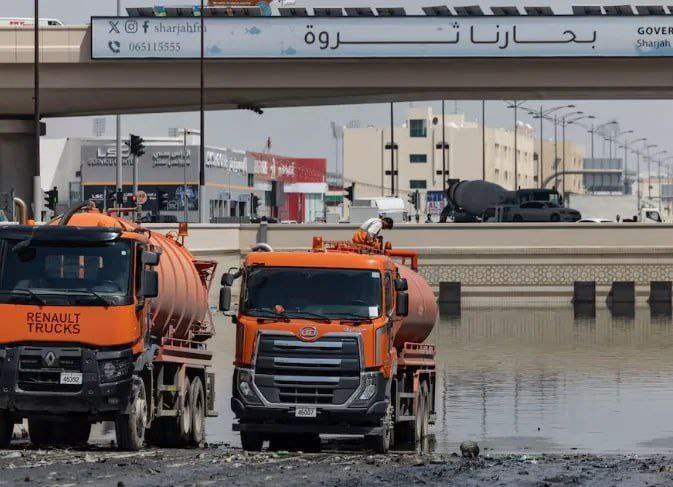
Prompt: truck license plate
<box><xmin>60</xmin><ymin>372</ymin><xmax>82</xmax><ymax>385</ymax></box>
<box><xmin>295</xmin><ymin>407</ymin><xmax>317</xmax><ymax>418</ymax></box>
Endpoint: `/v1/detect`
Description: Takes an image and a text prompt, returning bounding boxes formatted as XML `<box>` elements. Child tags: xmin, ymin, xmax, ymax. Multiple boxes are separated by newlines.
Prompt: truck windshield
<box><xmin>0</xmin><ymin>240</ymin><xmax>132</xmax><ymax>298</ymax></box>
<box><xmin>243</xmin><ymin>267</ymin><xmax>382</xmax><ymax>320</ymax></box>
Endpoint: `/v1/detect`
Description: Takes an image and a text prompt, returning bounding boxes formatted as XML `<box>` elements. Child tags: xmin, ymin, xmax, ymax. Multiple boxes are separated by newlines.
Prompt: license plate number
<box><xmin>295</xmin><ymin>407</ymin><xmax>317</xmax><ymax>418</ymax></box>
<box><xmin>60</xmin><ymin>372</ymin><xmax>82</xmax><ymax>385</ymax></box>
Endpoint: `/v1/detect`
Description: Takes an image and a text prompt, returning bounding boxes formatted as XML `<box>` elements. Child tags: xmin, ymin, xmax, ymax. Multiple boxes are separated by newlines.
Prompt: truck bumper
<box><xmin>0</xmin><ymin>345</ymin><xmax>133</xmax><ymax>419</ymax></box>
<box><xmin>231</xmin><ymin>366</ymin><xmax>390</xmax><ymax>436</ymax></box>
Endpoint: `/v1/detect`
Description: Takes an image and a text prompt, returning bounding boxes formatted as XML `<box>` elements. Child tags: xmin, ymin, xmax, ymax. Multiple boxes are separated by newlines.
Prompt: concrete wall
<box><xmin>149</xmin><ymin>222</ymin><xmax>673</xmax><ymax>303</ymax></box>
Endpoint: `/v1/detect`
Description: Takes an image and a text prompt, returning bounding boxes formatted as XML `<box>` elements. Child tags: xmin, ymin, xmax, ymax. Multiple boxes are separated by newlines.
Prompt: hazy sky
<box><xmin>6</xmin><ymin>0</ymin><xmax>673</xmax><ymax>171</ymax></box>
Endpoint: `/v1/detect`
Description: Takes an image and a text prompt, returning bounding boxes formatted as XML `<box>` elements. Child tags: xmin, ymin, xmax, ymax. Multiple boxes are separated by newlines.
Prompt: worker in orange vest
<box><xmin>353</xmin><ymin>216</ymin><xmax>394</xmax><ymax>248</ymax></box>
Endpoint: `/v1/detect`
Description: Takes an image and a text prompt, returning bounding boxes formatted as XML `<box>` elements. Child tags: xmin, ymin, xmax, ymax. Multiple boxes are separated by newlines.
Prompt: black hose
<box><xmin>59</xmin><ymin>201</ymin><xmax>90</xmax><ymax>226</ymax></box>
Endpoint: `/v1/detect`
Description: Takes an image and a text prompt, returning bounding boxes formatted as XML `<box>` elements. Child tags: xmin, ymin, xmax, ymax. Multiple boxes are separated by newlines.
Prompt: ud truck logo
<box><xmin>299</xmin><ymin>326</ymin><xmax>318</xmax><ymax>339</ymax></box>
<box><xmin>43</xmin><ymin>351</ymin><xmax>56</xmax><ymax>367</ymax></box>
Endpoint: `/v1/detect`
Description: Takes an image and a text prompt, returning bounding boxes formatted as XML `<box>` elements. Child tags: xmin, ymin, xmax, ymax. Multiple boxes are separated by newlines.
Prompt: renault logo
<box><xmin>43</xmin><ymin>352</ymin><xmax>57</xmax><ymax>367</ymax></box>
<box><xmin>299</xmin><ymin>326</ymin><xmax>318</xmax><ymax>340</ymax></box>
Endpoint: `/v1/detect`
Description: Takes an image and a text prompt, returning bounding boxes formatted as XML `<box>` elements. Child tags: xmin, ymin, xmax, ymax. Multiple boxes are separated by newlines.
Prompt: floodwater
<box><xmin>122</xmin><ymin>306</ymin><xmax>673</xmax><ymax>454</ymax></box>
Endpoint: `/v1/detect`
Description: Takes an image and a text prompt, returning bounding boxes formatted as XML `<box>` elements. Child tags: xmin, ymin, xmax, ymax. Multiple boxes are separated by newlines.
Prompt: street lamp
<box><xmin>436</xmin><ymin>100</ymin><xmax>449</xmax><ymax>199</ymax></box>
<box><xmin>561</xmin><ymin>114</ymin><xmax>594</xmax><ymax>196</ymax></box>
<box><xmin>529</xmin><ymin>104</ymin><xmax>576</xmax><ymax>188</ymax></box>
<box><xmin>506</xmin><ymin>100</ymin><xmax>527</xmax><ymax>189</ymax></box>
<box><xmin>621</xmin><ymin>137</ymin><xmax>646</xmax><ymax>195</ymax></box>
<box><xmin>649</xmin><ymin>149</ymin><xmax>667</xmax><ymax>200</ymax></box>
<box><xmin>587</xmin><ymin>121</ymin><xmax>618</xmax><ymax>160</ymax></box>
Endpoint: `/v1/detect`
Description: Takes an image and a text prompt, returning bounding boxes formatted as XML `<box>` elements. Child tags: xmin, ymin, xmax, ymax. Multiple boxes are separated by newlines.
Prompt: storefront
<box><xmin>248</xmin><ymin>152</ymin><xmax>327</xmax><ymax>222</ymax></box>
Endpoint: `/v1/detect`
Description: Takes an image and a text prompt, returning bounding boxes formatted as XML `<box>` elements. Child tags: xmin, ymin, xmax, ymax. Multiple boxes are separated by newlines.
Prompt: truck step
<box><xmin>398</xmin><ymin>392</ymin><xmax>416</xmax><ymax>399</ymax></box>
<box><xmin>155</xmin><ymin>409</ymin><xmax>178</xmax><ymax>417</ymax></box>
<box><xmin>396</xmin><ymin>415</ymin><xmax>415</xmax><ymax>422</ymax></box>
<box><xmin>206</xmin><ymin>410</ymin><xmax>219</xmax><ymax>418</ymax></box>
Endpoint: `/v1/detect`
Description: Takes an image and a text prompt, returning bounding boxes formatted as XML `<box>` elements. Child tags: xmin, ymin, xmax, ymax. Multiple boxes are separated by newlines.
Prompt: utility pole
<box><xmin>199</xmin><ymin>0</ymin><xmax>206</xmax><ymax>223</ymax></box>
<box><xmin>441</xmin><ymin>100</ymin><xmax>446</xmax><ymax>197</ymax></box>
<box><xmin>115</xmin><ymin>0</ymin><xmax>123</xmax><ymax>207</ymax></box>
<box><xmin>33</xmin><ymin>0</ymin><xmax>41</xmax><ymax>221</ymax></box>
<box><xmin>482</xmin><ymin>100</ymin><xmax>486</xmax><ymax>180</ymax></box>
<box><xmin>513</xmin><ymin>102</ymin><xmax>518</xmax><ymax>189</ymax></box>
<box><xmin>538</xmin><ymin>105</ymin><xmax>544</xmax><ymax>188</ymax></box>
<box><xmin>390</xmin><ymin>102</ymin><xmax>395</xmax><ymax>196</ymax></box>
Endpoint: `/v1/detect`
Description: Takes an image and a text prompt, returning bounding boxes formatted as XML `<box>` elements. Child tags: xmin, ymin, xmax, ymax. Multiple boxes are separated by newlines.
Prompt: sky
<box><xmin>5</xmin><ymin>0</ymin><xmax>673</xmax><ymax>172</ymax></box>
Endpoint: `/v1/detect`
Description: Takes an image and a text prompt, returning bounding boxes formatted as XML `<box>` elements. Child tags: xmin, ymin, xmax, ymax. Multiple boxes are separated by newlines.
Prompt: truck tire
<box><xmin>240</xmin><ymin>430</ymin><xmax>264</xmax><ymax>451</ymax></box>
<box><xmin>115</xmin><ymin>376</ymin><xmax>148</xmax><ymax>451</ymax></box>
<box><xmin>179</xmin><ymin>378</ymin><xmax>192</xmax><ymax>444</ymax></box>
<box><xmin>419</xmin><ymin>383</ymin><xmax>430</xmax><ymax>439</ymax></box>
<box><xmin>28</xmin><ymin>419</ymin><xmax>57</xmax><ymax>446</ymax></box>
<box><xmin>414</xmin><ymin>391</ymin><xmax>425</xmax><ymax>444</ymax></box>
<box><xmin>189</xmin><ymin>377</ymin><xmax>205</xmax><ymax>446</ymax></box>
<box><xmin>0</xmin><ymin>413</ymin><xmax>13</xmax><ymax>448</ymax></box>
<box><xmin>365</xmin><ymin>426</ymin><xmax>391</xmax><ymax>454</ymax></box>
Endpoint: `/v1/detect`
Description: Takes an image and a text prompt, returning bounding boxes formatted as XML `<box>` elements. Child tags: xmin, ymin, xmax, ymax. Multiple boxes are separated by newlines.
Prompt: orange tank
<box><xmin>393</xmin><ymin>264</ymin><xmax>438</xmax><ymax>348</ymax></box>
<box><xmin>56</xmin><ymin>209</ymin><xmax>214</xmax><ymax>342</ymax></box>
<box><xmin>148</xmin><ymin>231</ymin><xmax>212</xmax><ymax>341</ymax></box>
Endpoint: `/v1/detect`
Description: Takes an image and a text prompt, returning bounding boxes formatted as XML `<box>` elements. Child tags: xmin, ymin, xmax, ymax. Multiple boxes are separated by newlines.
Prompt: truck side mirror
<box><xmin>219</xmin><ymin>286</ymin><xmax>232</xmax><ymax>312</ymax></box>
<box><xmin>396</xmin><ymin>292</ymin><xmax>409</xmax><ymax>317</ymax></box>
<box><xmin>140</xmin><ymin>270</ymin><xmax>159</xmax><ymax>298</ymax></box>
<box><xmin>221</xmin><ymin>273</ymin><xmax>236</xmax><ymax>287</ymax></box>
<box><xmin>394</xmin><ymin>278</ymin><xmax>408</xmax><ymax>292</ymax></box>
<box><xmin>142</xmin><ymin>251</ymin><xmax>160</xmax><ymax>266</ymax></box>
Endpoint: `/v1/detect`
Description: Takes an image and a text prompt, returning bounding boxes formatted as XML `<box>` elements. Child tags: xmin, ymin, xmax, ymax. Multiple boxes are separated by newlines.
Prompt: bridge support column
<box><xmin>0</xmin><ymin>120</ymin><xmax>44</xmax><ymax>219</ymax></box>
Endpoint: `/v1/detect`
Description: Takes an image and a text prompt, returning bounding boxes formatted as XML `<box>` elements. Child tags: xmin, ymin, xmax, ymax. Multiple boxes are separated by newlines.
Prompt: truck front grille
<box><xmin>17</xmin><ymin>347</ymin><xmax>83</xmax><ymax>393</ymax></box>
<box><xmin>254</xmin><ymin>335</ymin><xmax>360</xmax><ymax>405</ymax></box>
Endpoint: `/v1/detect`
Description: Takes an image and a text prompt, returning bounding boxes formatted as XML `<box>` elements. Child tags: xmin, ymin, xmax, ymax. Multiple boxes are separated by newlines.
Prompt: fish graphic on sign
<box><xmin>245</xmin><ymin>26</ymin><xmax>262</xmax><ymax>35</ymax></box>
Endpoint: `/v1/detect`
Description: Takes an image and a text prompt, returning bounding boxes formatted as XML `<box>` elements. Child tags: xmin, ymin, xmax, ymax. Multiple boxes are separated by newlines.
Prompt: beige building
<box><xmin>540</xmin><ymin>139</ymin><xmax>586</xmax><ymax>195</ymax></box>
<box><xmin>343</xmin><ymin>108</ymin><xmax>539</xmax><ymax>212</ymax></box>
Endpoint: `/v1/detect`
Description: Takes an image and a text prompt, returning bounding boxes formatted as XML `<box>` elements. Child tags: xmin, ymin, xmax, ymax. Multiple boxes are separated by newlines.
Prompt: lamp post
<box><xmin>435</xmin><ymin>100</ymin><xmax>449</xmax><ymax>200</ymax></box>
<box><xmin>649</xmin><ymin>148</ymin><xmax>667</xmax><ymax>200</ymax></box>
<box><xmin>506</xmin><ymin>101</ymin><xmax>527</xmax><ymax>189</ymax></box>
<box><xmin>529</xmin><ymin>104</ymin><xmax>576</xmax><ymax>188</ymax></box>
<box><xmin>562</xmin><ymin>114</ymin><xmax>593</xmax><ymax>196</ymax></box>
<box><xmin>622</xmin><ymin>137</ymin><xmax>646</xmax><ymax>195</ymax></box>
<box><xmin>33</xmin><ymin>0</ymin><xmax>41</xmax><ymax>220</ymax></box>
<box><xmin>587</xmin><ymin>121</ymin><xmax>618</xmax><ymax>161</ymax></box>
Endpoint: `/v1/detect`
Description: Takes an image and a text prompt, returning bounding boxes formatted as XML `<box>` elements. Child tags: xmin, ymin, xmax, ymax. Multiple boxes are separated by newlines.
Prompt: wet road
<box><xmin>90</xmin><ymin>306</ymin><xmax>673</xmax><ymax>455</ymax></box>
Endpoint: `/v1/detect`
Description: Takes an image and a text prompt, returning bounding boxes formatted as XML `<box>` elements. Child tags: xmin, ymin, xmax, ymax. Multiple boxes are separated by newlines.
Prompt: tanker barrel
<box><xmin>393</xmin><ymin>264</ymin><xmax>438</xmax><ymax>349</ymax></box>
<box><xmin>448</xmin><ymin>180</ymin><xmax>514</xmax><ymax>217</ymax></box>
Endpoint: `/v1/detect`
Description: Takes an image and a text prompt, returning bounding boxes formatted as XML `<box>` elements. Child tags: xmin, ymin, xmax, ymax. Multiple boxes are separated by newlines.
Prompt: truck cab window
<box><xmin>0</xmin><ymin>240</ymin><xmax>132</xmax><ymax>298</ymax></box>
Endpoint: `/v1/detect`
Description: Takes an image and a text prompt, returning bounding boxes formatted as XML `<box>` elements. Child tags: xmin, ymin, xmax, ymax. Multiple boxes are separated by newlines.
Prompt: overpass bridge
<box><xmin>2</xmin><ymin>8</ymin><xmax>673</xmax><ymax>212</ymax></box>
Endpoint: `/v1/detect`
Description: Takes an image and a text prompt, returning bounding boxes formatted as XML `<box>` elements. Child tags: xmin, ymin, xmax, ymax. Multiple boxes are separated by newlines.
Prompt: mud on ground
<box><xmin>3</xmin><ymin>443</ymin><xmax>673</xmax><ymax>486</ymax></box>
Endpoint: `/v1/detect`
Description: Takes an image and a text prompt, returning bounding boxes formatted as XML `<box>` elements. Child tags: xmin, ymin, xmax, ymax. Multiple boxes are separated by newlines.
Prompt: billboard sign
<box><xmin>93</xmin><ymin>16</ymin><xmax>673</xmax><ymax>59</ymax></box>
<box><xmin>426</xmin><ymin>191</ymin><xmax>445</xmax><ymax>215</ymax></box>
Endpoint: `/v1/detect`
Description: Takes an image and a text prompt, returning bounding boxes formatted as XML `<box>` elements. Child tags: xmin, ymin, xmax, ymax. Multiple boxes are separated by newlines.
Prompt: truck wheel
<box><xmin>115</xmin><ymin>377</ymin><xmax>148</xmax><ymax>451</ymax></box>
<box><xmin>189</xmin><ymin>377</ymin><xmax>205</xmax><ymax>446</ymax></box>
<box><xmin>0</xmin><ymin>413</ymin><xmax>13</xmax><ymax>448</ymax></box>
<box><xmin>240</xmin><ymin>430</ymin><xmax>263</xmax><ymax>451</ymax></box>
<box><xmin>179</xmin><ymin>378</ymin><xmax>192</xmax><ymax>444</ymax></box>
<box><xmin>28</xmin><ymin>419</ymin><xmax>57</xmax><ymax>446</ymax></box>
<box><xmin>419</xmin><ymin>383</ymin><xmax>430</xmax><ymax>439</ymax></box>
<box><xmin>365</xmin><ymin>426</ymin><xmax>391</xmax><ymax>454</ymax></box>
<box><xmin>414</xmin><ymin>390</ymin><xmax>426</xmax><ymax>444</ymax></box>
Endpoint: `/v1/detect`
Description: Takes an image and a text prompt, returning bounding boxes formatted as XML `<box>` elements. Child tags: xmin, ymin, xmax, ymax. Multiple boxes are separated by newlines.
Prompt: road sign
<box><xmin>136</xmin><ymin>190</ymin><xmax>148</xmax><ymax>205</ymax></box>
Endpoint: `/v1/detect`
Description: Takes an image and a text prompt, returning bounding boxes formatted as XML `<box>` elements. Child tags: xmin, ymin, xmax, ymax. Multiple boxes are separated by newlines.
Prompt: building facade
<box><xmin>540</xmin><ymin>139</ymin><xmax>586</xmax><ymax>195</ymax></box>
<box><xmin>343</xmin><ymin>108</ymin><xmax>538</xmax><ymax>214</ymax></box>
<box><xmin>42</xmin><ymin>135</ymin><xmax>327</xmax><ymax>223</ymax></box>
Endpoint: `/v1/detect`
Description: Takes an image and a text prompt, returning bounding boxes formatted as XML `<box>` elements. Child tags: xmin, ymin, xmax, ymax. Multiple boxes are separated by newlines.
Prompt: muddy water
<box><xmin>432</xmin><ymin>306</ymin><xmax>673</xmax><ymax>454</ymax></box>
<box><xmin>101</xmin><ymin>306</ymin><xmax>673</xmax><ymax>454</ymax></box>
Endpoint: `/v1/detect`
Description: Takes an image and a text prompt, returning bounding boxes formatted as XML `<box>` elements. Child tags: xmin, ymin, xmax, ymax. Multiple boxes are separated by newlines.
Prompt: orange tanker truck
<box><xmin>0</xmin><ymin>203</ymin><xmax>217</xmax><ymax>450</ymax></box>
<box><xmin>219</xmin><ymin>237</ymin><xmax>438</xmax><ymax>453</ymax></box>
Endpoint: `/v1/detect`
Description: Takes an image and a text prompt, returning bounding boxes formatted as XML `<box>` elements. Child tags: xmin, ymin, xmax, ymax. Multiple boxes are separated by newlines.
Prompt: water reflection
<box><xmin>96</xmin><ymin>307</ymin><xmax>673</xmax><ymax>454</ymax></box>
<box><xmin>433</xmin><ymin>306</ymin><xmax>673</xmax><ymax>454</ymax></box>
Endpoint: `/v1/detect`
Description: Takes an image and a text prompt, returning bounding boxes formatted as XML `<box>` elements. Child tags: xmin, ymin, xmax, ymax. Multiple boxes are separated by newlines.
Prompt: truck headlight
<box><xmin>236</xmin><ymin>368</ymin><xmax>262</xmax><ymax>405</ymax></box>
<box><xmin>99</xmin><ymin>358</ymin><xmax>133</xmax><ymax>383</ymax></box>
<box><xmin>359</xmin><ymin>375</ymin><xmax>377</xmax><ymax>401</ymax></box>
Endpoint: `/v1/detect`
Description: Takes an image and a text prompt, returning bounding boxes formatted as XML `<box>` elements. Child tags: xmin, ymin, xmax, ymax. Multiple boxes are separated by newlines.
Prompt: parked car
<box><xmin>483</xmin><ymin>202</ymin><xmax>581</xmax><ymax>223</ymax></box>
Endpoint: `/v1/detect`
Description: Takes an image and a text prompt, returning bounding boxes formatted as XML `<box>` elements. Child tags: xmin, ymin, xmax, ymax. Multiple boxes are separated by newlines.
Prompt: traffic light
<box><xmin>251</xmin><ymin>194</ymin><xmax>261</xmax><ymax>213</ymax></box>
<box><xmin>408</xmin><ymin>190</ymin><xmax>420</xmax><ymax>210</ymax></box>
<box><xmin>157</xmin><ymin>189</ymin><xmax>169</xmax><ymax>211</ymax></box>
<box><xmin>125</xmin><ymin>134</ymin><xmax>146</xmax><ymax>158</ymax></box>
<box><xmin>44</xmin><ymin>187</ymin><xmax>58</xmax><ymax>211</ymax></box>
<box><xmin>344</xmin><ymin>183</ymin><xmax>355</xmax><ymax>202</ymax></box>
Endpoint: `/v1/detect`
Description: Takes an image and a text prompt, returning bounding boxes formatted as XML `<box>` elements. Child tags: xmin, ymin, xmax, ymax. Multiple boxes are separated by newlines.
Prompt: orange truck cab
<box><xmin>220</xmin><ymin>238</ymin><xmax>438</xmax><ymax>453</ymax></box>
<box><xmin>0</xmin><ymin>204</ymin><xmax>217</xmax><ymax>450</ymax></box>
